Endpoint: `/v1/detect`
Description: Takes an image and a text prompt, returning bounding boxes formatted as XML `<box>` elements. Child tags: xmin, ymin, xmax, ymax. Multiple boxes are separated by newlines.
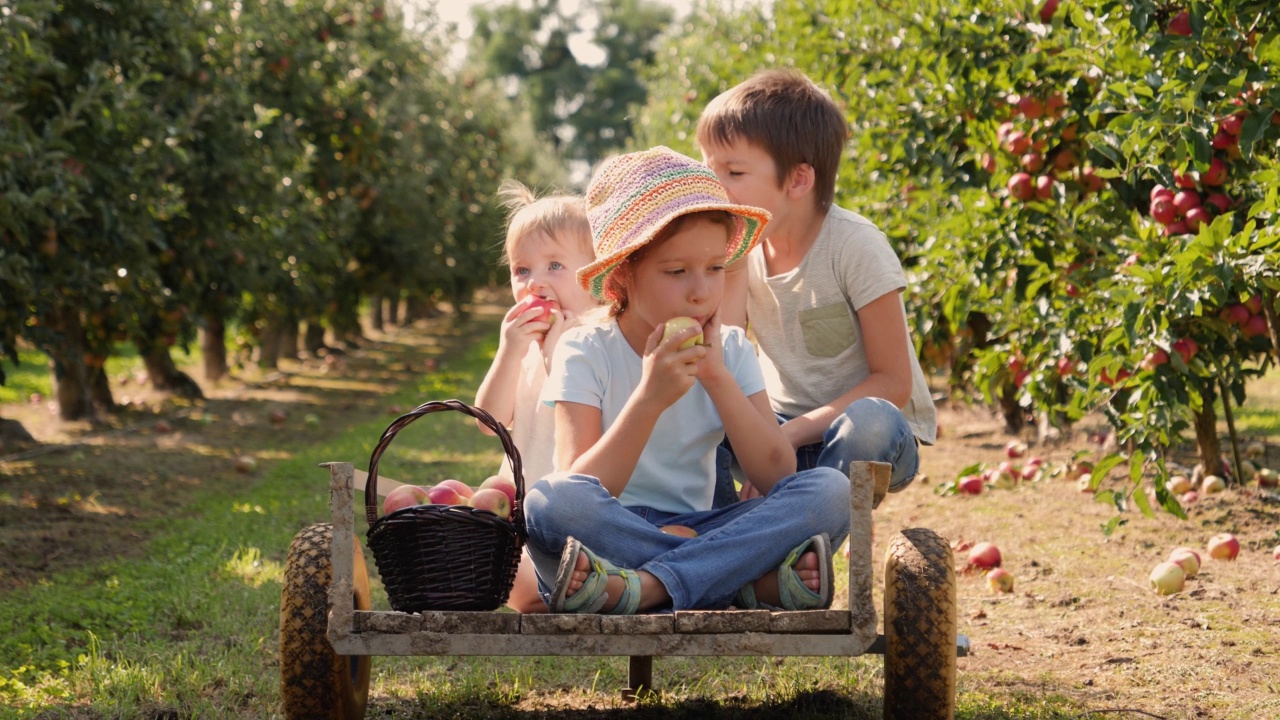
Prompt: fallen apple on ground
<box><xmin>1149</xmin><ymin>562</ymin><xmax>1185</xmax><ymax>595</ymax></box>
<box><xmin>1254</xmin><ymin>468</ymin><xmax>1277</xmax><ymax>488</ymax></box>
<box><xmin>968</xmin><ymin>542</ymin><xmax>1002</xmax><ymax>569</ymax></box>
<box><xmin>383</xmin><ymin>484</ymin><xmax>430</xmax><ymax>515</ymax></box>
<box><xmin>1201</xmin><ymin>474</ymin><xmax>1226</xmax><ymax>495</ymax></box>
<box><xmin>957</xmin><ymin>474</ymin><xmax>984</xmax><ymax>495</ymax></box>
<box><xmin>1167</xmin><ymin>547</ymin><xmax>1201</xmax><ymax>577</ymax></box>
<box><xmin>662</xmin><ymin>316</ymin><xmax>704</xmax><ymax>350</ymax></box>
<box><xmin>233</xmin><ymin>455</ymin><xmax>257</xmax><ymax>474</ymax></box>
<box><xmin>986</xmin><ymin>567</ymin><xmax>1014</xmax><ymax>593</ymax></box>
<box><xmin>1167</xmin><ymin>474</ymin><xmax>1192</xmax><ymax>494</ymax></box>
<box><xmin>1005</xmin><ymin>440</ymin><xmax>1028</xmax><ymax>459</ymax></box>
<box><xmin>1207</xmin><ymin>533</ymin><xmax>1239</xmax><ymax>561</ymax></box>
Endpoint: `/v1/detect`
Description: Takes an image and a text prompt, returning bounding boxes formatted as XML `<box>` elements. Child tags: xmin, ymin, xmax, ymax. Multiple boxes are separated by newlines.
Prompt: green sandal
<box><xmin>735</xmin><ymin>533</ymin><xmax>834</xmax><ymax>611</ymax></box>
<box><xmin>549</xmin><ymin>536</ymin><xmax>642</xmax><ymax>615</ymax></box>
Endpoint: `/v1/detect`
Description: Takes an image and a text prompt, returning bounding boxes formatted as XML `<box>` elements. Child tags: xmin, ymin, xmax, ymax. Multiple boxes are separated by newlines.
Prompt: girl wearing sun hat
<box><xmin>522</xmin><ymin>146</ymin><xmax>852</xmax><ymax>614</ymax></box>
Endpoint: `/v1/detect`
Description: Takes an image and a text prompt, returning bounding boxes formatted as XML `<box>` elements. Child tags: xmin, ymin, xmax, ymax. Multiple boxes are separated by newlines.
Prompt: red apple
<box><xmin>1005</xmin><ymin>440</ymin><xmax>1028</xmax><ymax>459</ymax></box>
<box><xmin>987</xmin><ymin>567</ymin><xmax>1015</xmax><ymax>593</ymax></box>
<box><xmin>1018</xmin><ymin>96</ymin><xmax>1044</xmax><ymax>120</ymax></box>
<box><xmin>384</xmin><ymin>484</ymin><xmax>430</xmax><ymax>515</ymax></box>
<box><xmin>1021</xmin><ymin>152</ymin><xmax>1045</xmax><ymax>173</ymax></box>
<box><xmin>1006</xmin><ymin>131</ymin><xmax>1032</xmax><ymax>155</ymax></box>
<box><xmin>968</xmin><ymin>542</ymin><xmax>1002</xmax><ymax>569</ymax></box>
<box><xmin>1254</xmin><ymin>468</ymin><xmax>1278</xmax><ymax>488</ymax></box>
<box><xmin>479</xmin><ymin>475</ymin><xmax>518</xmax><ymax>505</ymax></box>
<box><xmin>1034</xmin><ymin>175</ymin><xmax>1054</xmax><ymax>199</ymax></box>
<box><xmin>468</xmin><ymin>487</ymin><xmax>512</xmax><ymax>520</ymax></box>
<box><xmin>269</xmin><ymin>409</ymin><xmax>288</xmax><ymax>425</ymax></box>
<box><xmin>1172</xmin><ymin>190</ymin><xmax>1200</xmax><ymax>214</ymax></box>
<box><xmin>1180</xmin><ymin>490</ymin><xmax>1199</xmax><ymax>505</ymax></box>
<box><xmin>1183</xmin><ymin>206</ymin><xmax>1209</xmax><ymax>231</ymax></box>
<box><xmin>662</xmin><ymin>316</ymin><xmax>704</xmax><ymax>349</ymax></box>
<box><xmin>1056</xmin><ymin>357</ymin><xmax>1075</xmax><ymax>377</ymax></box>
<box><xmin>1221</xmin><ymin>113</ymin><xmax>1245</xmax><ymax>136</ymax></box>
<box><xmin>1140</xmin><ymin>349</ymin><xmax>1169</xmax><ymax>371</ymax></box>
<box><xmin>1150</xmin><ymin>197</ymin><xmax>1177</xmax><ymax>225</ymax></box>
<box><xmin>1149</xmin><ymin>562</ymin><xmax>1186</xmax><ymax>595</ymax></box>
<box><xmin>1053</xmin><ymin>148</ymin><xmax>1077</xmax><ymax>172</ymax></box>
<box><xmin>1211</xmin><ymin>130</ymin><xmax>1238</xmax><ymax>151</ymax></box>
<box><xmin>1244</xmin><ymin>294</ymin><xmax>1264</xmax><ymax>314</ymax></box>
<box><xmin>234</xmin><ymin>455</ymin><xmax>257</xmax><ymax>474</ymax></box>
<box><xmin>659</xmin><ymin>525</ymin><xmax>698</xmax><ymax>538</ymax></box>
<box><xmin>1242</xmin><ymin>314</ymin><xmax>1269</xmax><ymax>339</ymax></box>
<box><xmin>1167</xmin><ymin>10</ymin><xmax>1192</xmax><ymax>37</ymax></box>
<box><xmin>981</xmin><ymin>153</ymin><xmax>997</xmax><ymax>173</ymax></box>
<box><xmin>436</xmin><ymin>478</ymin><xmax>474</xmax><ymax>500</ymax></box>
<box><xmin>958</xmin><ymin>474</ymin><xmax>985</xmax><ymax>495</ymax></box>
<box><xmin>1150</xmin><ymin>185</ymin><xmax>1174</xmax><ymax>203</ymax></box>
<box><xmin>1222</xmin><ymin>303</ymin><xmax>1251</xmax><ymax>327</ymax></box>
<box><xmin>1167</xmin><ymin>474</ymin><xmax>1192</xmax><ymax>494</ymax></box>
<box><xmin>1164</xmin><ymin>220</ymin><xmax>1190</xmax><ymax>237</ymax></box>
<box><xmin>1202</xmin><ymin>157</ymin><xmax>1228</xmax><ymax>186</ymax></box>
<box><xmin>1207</xmin><ymin>533</ymin><xmax>1239</xmax><ymax>560</ymax></box>
<box><xmin>1205</xmin><ymin>193</ymin><xmax>1232</xmax><ymax>214</ymax></box>
<box><xmin>523</xmin><ymin>296</ymin><xmax>557</xmax><ymax>324</ymax></box>
<box><xmin>1273</xmin><ymin>545</ymin><xmax>1280</xmax><ymax>562</ymax></box>
<box><xmin>1172</xmin><ymin>337</ymin><xmax>1198</xmax><ymax>364</ymax></box>
<box><xmin>1168</xmin><ymin>547</ymin><xmax>1201</xmax><ymax>577</ymax></box>
<box><xmin>1173</xmin><ymin>169</ymin><xmax>1197</xmax><ymax>189</ymax></box>
<box><xmin>1007</xmin><ymin>172</ymin><xmax>1035</xmax><ymax>201</ymax></box>
<box><xmin>426</xmin><ymin>484</ymin><xmax>465</xmax><ymax>506</ymax></box>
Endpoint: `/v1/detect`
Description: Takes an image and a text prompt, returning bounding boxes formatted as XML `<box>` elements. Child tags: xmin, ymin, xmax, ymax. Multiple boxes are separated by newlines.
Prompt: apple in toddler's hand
<box><xmin>1167</xmin><ymin>547</ymin><xmax>1201</xmax><ymax>577</ymax></box>
<box><xmin>479</xmin><ymin>475</ymin><xmax>518</xmax><ymax>505</ymax></box>
<box><xmin>661</xmin><ymin>316</ymin><xmax>703</xmax><ymax>350</ymax></box>
<box><xmin>435</xmin><ymin>478</ymin><xmax>474</xmax><ymax>500</ymax></box>
<box><xmin>986</xmin><ymin>567</ymin><xmax>1014</xmax><ymax>593</ymax></box>
<box><xmin>1207</xmin><ymin>533</ymin><xmax>1239</xmax><ymax>561</ymax></box>
<box><xmin>384</xmin><ymin>484</ymin><xmax>430</xmax><ymax>515</ymax></box>
<box><xmin>469</xmin><ymin>488</ymin><xmax>512</xmax><ymax>520</ymax></box>
<box><xmin>968</xmin><ymin>542</ymin><xmax>1002</xmax><ymax>569</ymax></box>
<box><xmin>523</xmin><ymin>296</ymin><xmax>556</xmax><ymax>324</ymax></box>
<box><xmin>1149</xmin><ymin>562</ymin><xmax>1186</xmax><ymax>595</ymax></box>
<box><xmin>426</xmin><ymin>484</ymin><xmax>465</xmax><ymax>506</ymax></box>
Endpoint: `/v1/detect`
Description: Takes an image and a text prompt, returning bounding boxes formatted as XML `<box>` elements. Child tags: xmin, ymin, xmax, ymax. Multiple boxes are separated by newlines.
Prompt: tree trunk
<box><xmin>404</xmin><ymin>295</ymin><xmax>438</xmax><ymax>323</ymax></box>
<box><xmin>201</xmin><ymin>313</ymin><xmax>229</xmax><ymax>382</ymax></box>
<box><xmin>368</xmin><ymin>296</ymin><xmax>384</xmax><ymax>332</ymax></box>
<box><xmin>1191</xmin><ymin>381</ymin><xmax>1221</xmax><ymax>479</ymax></box>
<box><xmin>999</xmin><ymin>383</ymin><xmax>1025</xmax><ymax>435</ymax></box>
<box><xmin>278</xmin><ymin>318</ymin><xmax>299</xmax><ymax>361</ymax></box>
<box><xmin>303</xmin><ymin>320</ymin><xmax>327</xmax><ymax>355</ymax></box>
<box><xmin>0</xmin><ymin>416</ymin><xmax>36</xmax><ymax>451</ymax></box>
<box><xmin>258</xmin><ymin>317</ymin><xmax>282</xmax><ymax>370</ymax></box>
<box><xmin>46</xmin><ymin>307</ymin><xmax>95</xmax><ymax>421</ymax></box>
<box><xmin>386</xmin><ymin>294</ymin><xmax>400</xmax><ymax>326</ymax></box>
<box><xmin>88</xmin><ymin>365</ymin><xmax>116</xmax><ymax>411</ymax></box>
<box><xmin>141</xmin><ymin>343</ymin><xmax>204</xmax><ymax>399</ymax></box>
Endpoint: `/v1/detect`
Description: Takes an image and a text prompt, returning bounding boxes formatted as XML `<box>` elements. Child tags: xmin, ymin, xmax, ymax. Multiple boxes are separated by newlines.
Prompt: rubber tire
<box><xmin>882</xmin><ymin>527</ymin><xmax>957</xmax><ymax>720</ymax></box>
<box><xmin>280</xmin><ymin>523</ymin><xmax>372</xmax><ymax>720</ymax></box>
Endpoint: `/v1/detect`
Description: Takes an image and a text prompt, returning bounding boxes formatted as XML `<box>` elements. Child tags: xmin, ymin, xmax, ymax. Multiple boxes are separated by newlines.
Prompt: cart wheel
<box><xmin>882</xmin><ymin>527</ymin><xmax>957</xmax><ymax>720</ymax></box>
<box><xmin>280</xmin><ymin>523</ymin><xmax>372</xmax><ymax>720</ymax></box>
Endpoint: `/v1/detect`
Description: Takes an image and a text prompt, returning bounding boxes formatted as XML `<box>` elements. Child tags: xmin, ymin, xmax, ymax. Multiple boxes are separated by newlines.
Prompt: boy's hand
<box><xmin>637</xmin><ymin>322</ymin><xmax>706</xmax><ymax>410</ymax></box>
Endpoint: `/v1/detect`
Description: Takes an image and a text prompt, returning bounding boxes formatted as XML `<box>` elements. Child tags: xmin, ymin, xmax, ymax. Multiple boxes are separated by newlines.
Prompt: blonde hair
<box><xmin>498</xmin><ymin>180</ymin><xmax>592</xmax><ymax>266</ymax></box>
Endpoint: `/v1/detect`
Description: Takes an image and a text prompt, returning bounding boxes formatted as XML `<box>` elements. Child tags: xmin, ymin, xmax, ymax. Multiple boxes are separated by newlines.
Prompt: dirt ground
<box><xmin>2</xmin><ymin>296</ymin><xmax>1278</xmax><ymax>718</ymax></box>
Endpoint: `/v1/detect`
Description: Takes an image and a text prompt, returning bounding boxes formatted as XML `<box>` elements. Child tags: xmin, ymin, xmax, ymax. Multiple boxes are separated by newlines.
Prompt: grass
<box><xmin>5</xmin><ymin>313</ymin><xmax>1278</xmax><ymax>718</ymax></box>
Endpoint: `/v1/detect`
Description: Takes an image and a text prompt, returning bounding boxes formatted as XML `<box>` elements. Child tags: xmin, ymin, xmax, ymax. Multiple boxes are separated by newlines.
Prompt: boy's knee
<box><xmin>830</xmin><ymin>397</ymin><xmax>908</xmax><ymax>453</ymax></box>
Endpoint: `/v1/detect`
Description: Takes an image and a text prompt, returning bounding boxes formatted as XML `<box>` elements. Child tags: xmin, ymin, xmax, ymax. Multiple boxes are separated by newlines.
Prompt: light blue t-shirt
<box><xmin>542</xmin><ymin>319</ymin><xmax>766</xmax><ymax>514</ymax></box>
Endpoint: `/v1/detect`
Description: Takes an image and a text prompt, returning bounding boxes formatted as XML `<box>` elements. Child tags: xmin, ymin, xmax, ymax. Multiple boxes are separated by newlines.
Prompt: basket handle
<box><xmin>364</xmin><ymin>400</ymin><xmax>526</xmax><ymax>534</ymax></box>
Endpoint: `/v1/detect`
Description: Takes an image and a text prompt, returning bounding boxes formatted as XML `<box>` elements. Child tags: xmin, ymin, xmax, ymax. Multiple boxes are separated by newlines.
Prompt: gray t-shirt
<box><xmin>745</xmin><ymin>205</ymin><xmax>937</xmax><ymax>444</ymax></box>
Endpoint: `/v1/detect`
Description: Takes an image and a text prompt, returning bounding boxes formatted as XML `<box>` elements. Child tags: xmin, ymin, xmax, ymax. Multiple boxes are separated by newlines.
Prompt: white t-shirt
<box><xmin>497</xmin><ymin>341</ymin><xmax>557</xmax><ymax>486</ymax></box>
<box><xmin>745</xmin><ymin>205</ymin><xmax>937</xmax><ymax>444</ymax></box>
<box><xmin>542</xmin><ymin>319</ymin><xmax>766</xmax><ymax>514</ymax></box>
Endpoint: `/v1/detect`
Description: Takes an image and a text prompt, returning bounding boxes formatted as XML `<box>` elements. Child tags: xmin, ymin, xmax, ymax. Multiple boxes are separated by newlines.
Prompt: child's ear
<box><xmin>785</xmin><ymin>163</ymin><xmax>816</xmax><ymax>199</ymax></box>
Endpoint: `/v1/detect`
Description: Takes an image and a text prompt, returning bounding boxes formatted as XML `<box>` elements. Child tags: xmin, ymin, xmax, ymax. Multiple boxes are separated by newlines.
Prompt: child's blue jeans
<box><xmin>522</xmin><ymin>466</ymin><xmax>850</xmax><ymax>610</ymax></box>
<box><xmin>713</xmin><ymin>397</ymin><xmax>921</xmax><ymax>509</ymax></box>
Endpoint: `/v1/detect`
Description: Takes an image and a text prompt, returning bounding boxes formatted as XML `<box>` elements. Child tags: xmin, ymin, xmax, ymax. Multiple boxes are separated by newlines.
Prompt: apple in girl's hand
<box><xmin>523</xmin><ymin>296</ymin><xmax>556</xmax><ymax>324</ymax></box>
<box><xmin>1168</xmin><ymin>547</ymin><xmax>1201</xmax><ymax>577</ymax></box>
<box><xmin>986</xmin><ymin>567</ymin><xmax>1014</xmax><ymax>593</ymax></box>
<box><xmin>384</xmin><ymin>484</ymin><xmax>429</xmax><ymax>515</ymax></box>
<box><xmin>435</xmin><ymin>478</ymin><xmax>474</xmax><ymax>500</ymax></box>
<box><xmin>662</xmin><ymin>316</ymin><xmax>703</xmax><ymax>350</ymax></box>
<box><xmin>1149</xmin><ymin>562</ymin><xmax>1185</xmax><ymax>595</ymax></box>
<box><xmin>468</xmin><ymin>488</ymin><xmax>512</xmax><ymax>520</ymax></box>
<box><xmin>968</xmin><ymin>542</ymin><xmax>1002</xmax><ymax>569</ymax></box>
<box><xmin>1207</xmin><ymin>533</ymin><xmax>1239</xmax><ymax>560</ymax></box>
<box><xmin>426</xmin><ymin>484</ymin><xmax>465</xmax><ymax>506</ymax></box>
<box><xmin>479</xmin><ymin>475</ymin><xmax>518</xmax><ymax>505</ymax></box>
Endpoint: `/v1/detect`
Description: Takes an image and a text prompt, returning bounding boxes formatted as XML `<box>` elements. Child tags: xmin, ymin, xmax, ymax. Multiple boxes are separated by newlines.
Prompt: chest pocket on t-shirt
<box><xmin>799</xmin><ymin>302</ymin><xmax>856</xmax><ymax>358</ymax></box>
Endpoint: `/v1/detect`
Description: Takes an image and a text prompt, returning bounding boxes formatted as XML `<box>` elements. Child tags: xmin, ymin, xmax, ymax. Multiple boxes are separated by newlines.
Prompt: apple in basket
<box><xmin>469</xmin><ymin>488</ymin><xmax>512</xmax><ymax>520</ymax></box>
<box><xmin>479</xmin><ymin>475</ymin><xmax>518</xmax><ymax>505</ymax></box>
<box><xmin>383</xmin><ymin>484</ymin><xmax>429</xmax><ymax>515</ymax></box>
<box><xmin>426</xmin><ymin>484</ymin><xmax>466</xmax><ymax>506</ymax></box>
<box><xmin>435</xmin><ymin>478</ymin><xmax>474</xmax><ymax>500</ymax></box>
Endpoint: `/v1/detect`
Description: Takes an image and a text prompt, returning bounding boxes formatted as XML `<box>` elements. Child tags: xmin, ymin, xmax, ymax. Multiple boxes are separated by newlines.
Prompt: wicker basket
<box><xmin>363</xmin><ymin>400</ymin><xmax>526</xmax><ymax>613</ymax></box>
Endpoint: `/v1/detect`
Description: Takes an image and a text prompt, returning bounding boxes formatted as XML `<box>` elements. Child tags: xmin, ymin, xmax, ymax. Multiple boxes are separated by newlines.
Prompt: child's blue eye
<box><xmin>513</xmin><ymin>267</ymin><xmax>529</xmax><ymax>276</ymax></box>
<box><xmin>550</xmin><ymin>261</ymin><xmax>565</xmax><ymax>270</ymax></box>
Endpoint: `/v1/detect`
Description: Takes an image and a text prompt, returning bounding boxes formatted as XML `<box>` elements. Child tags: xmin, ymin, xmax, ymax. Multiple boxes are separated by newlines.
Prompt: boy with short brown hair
<box><xmin>698</xmin><ymin>69</ymin><xmax>936</xmax><ymax>501</ymax></box>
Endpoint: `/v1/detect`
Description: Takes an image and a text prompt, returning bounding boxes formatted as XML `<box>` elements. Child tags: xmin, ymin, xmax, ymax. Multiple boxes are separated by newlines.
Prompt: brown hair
<box><xmin>696</xmin><ymin>69</ymin><xmax>848</xmax><ymax>211</ymax></box>
<box><xmin>497</xmin><ymin>180</ymin><xmax>592</xmax><ymax>266</ymax></box>
<box><xmin>603</xmin><ymin>210</ymin><xmax>735</xmax><ymax>317</ymax></box>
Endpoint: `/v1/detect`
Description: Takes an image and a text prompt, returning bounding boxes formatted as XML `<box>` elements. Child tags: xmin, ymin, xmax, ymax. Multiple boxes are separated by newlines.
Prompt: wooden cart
<box><xmin>280</xmin><ymin>461</ymin><xmax>967</xmax><ymax>720</ymax></box>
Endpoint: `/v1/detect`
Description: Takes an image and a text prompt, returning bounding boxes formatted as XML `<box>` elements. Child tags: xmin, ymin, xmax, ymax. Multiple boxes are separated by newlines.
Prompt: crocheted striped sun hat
<box><xmin>577</xmin><ymin>146</ymin><xmax>771</xmax><ymax>303</ymax></box>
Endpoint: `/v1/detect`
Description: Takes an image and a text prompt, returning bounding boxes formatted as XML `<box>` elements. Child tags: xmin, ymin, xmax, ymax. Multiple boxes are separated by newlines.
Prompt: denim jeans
<box><xmin>714</xmin><ymin>397</ymin><xmax>920</xmax><ymax>509</ymax></box>
<box><xmin>523</xmin><ymin>467</ymin><xmax>850</xmax><ymax>610</ymax></box>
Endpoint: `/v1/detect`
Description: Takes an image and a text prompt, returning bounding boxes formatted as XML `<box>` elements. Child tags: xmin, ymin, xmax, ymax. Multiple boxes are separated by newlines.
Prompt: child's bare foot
<box><xmin>750</xmin><ymin>549</ymin><xmax>821</xmax><ymax>606</ymax></box>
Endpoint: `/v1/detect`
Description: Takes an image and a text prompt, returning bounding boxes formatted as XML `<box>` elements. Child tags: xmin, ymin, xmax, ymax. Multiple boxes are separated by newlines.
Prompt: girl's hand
<box><xmin>694</xmin><ymin>311</ymin><xmax>730</xmax><ymax>385</ymax></box>
<box><xmin>498</xmin><ymin>298</ymin><xmax>552</xmax><ymax>356</ymax></box>
<box><xmin>636</xmin><ymin>322</ymin><xmax>706</xmax><ymax>410</ymax></box>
